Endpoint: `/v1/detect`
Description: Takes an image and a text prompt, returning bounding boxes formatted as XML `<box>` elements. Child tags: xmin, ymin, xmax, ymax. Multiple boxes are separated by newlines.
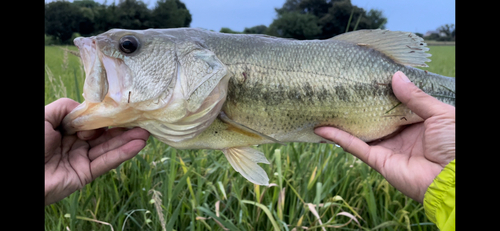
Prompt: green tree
<box><xmin>269</xmin><ymin>0</ymin><xmax>387</xmax><ymax>39</ymax></box>
<box><xmin>115</xmin><ymin>0</ymin><xmax>152</xmax><ymax>29</ymax></box>
<box><xmin>151</xmin><ymin>0</ymin><xmax>192</xmax><ymax>28</ymax></box>
<box><xmin>437</xmin><ymin>24</ymin><xmax>455</xmax><ymax>41</ymax></box>
<box><xmin>77</xmin><ymin>7</ymin><xmax>95</xmax><ymax>35</ymax></box>
<box><xmin>219</xmin><ymin>27</ymin><xmax>242</xmax><ymax>34</ymax></box>
<box><xmin>73</xmin><ymin>0</ymin><xmax>104</xmax><ymax>36</ymax></box>
<box><xmin>266</xmin><ymin>12</ymin><xmax>322</xmax><ymax>39</ymax></box>
<box><xmin>243</xmin><ymin>25</ymin><xmax>268</xmax><ymax>34</ymax></box>
<box><xmin>437</xmin><ymin>24</ymin><xmax>454</xmax><ymax>37</ymax></box>
<box><xmin>93</xmin><ymin>2</ymin><xmax>120</xmax><ymax>33</ymax></box>
<box><xmin>365</xmin><ymin>9</ymin><xmax>387</xmax><ymax>29</ymax></box>
<box><xmin>45</xmin><ymin>1</ymin><xmax>84</xmax><ymax>43</ymax></box>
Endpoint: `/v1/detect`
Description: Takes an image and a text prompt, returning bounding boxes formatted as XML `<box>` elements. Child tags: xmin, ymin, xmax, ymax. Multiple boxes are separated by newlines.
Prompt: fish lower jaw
<box><xmin>62</xmin><ymin>96</ymin><xmax>143</xmax><ymax>134</ymax></box>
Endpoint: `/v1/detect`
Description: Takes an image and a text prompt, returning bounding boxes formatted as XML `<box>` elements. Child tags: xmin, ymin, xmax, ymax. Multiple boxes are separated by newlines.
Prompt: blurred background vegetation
<box><xmin>45</xmin><ymin>0</ymin><xmax>455</xmax><ymax>45</ymax></box>
<box><xmin>45</xmin><ymin>1</ymin><xmax>454</xmax><ymax>230</ymax></box>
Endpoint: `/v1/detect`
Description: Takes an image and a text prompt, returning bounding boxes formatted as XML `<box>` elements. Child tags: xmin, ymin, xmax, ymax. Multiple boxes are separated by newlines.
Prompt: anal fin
<box><xmin>222</xmin><ymin>146</ymin><xmax>270</xmax><ymax>186</ymax></box>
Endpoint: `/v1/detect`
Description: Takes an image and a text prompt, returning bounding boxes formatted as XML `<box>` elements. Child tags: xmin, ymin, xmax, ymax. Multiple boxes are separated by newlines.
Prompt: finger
<box><xmin>88</xmin><ymin>127</ymin><xmax>150</xmax><ymax>161</ymax></box>
<box><xmin>315</xmin><ymin>126</ymin><xmax>395</xmax><ymax>175</ymax></box>
<box><xmin>90</xmin><ymin>139</ymin><xmax>147</xmax><ymax>180</ymax></box>
<box><xmin>77</xmin><ymin>128</ymin><xmax>106</xmax><ymax>141</ymax></box>
<box><xmin>45</xmin><ymin>121</ymin><xmax>61</xmax><ymax>158</ymax></box>
<box><xmin>392</xmin><ymin>71</ymin><xmax>454</xmax><ymax>120</ymax></box>
<box><xmin>87</xmin><ymin>127</ymin><xmax>130</xmax><ymax>148</ymax></box>
<box><xmin>314</xmin><ymin>126</ymin><xmax>371</xmax><ymax>162</ymax></box>
<box><xmin>45</xmin><ymin>98</ymin><xmax>80</xmax><ymax>129</ymax></box>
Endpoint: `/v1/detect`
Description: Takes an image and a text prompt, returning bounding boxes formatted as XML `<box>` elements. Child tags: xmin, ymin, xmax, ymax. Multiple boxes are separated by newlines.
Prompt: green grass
<box><xmin>45</xmin><ymin>45</ymin><xmax>454</xmax><ymax>230</ymax></box>
<box><xmin>419</xmin><ymin>46</ymin><xmax>455</xmax><ymax>77</ymax></box>
<box><xmin>44</xmin><ymin>46</ymin><xmax>85</xmax><ymax>104</ymax></box>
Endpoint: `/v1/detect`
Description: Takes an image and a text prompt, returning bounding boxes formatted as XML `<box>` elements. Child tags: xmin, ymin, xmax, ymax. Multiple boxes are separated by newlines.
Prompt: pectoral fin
<box><xmin>219</xmin><ymin>111</ymin><xmax>286</xmax><ymax>145</ymax></box>
<box><xmin>222</xmin><ymin>147</ymin><xmax>270</xmax><ymax>186</ymax></box>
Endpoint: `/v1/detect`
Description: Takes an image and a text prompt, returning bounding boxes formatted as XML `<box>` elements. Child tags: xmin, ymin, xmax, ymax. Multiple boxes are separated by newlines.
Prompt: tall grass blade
<box><xmin>69</xmin><ymin>191</ymin><xmax>79</xmax><ymax>231</ymax></box>
<box><xmin>371</xmin><ymin>220</ymin><xmax>400</xmax><ymax>230</ymax></box>
<box><xmin>218</xmin><ymin>181</ymin><xmax>227</xmax><ymax>200</ymax></box>
<box><xmin>345</xmin><ymin>8</ymin><xmax>355</xmax><ymax>33</ymax></box>
<box><xmin>166</xmin><ymin>195</ymin><xmax>184</xmax><ymax>231</ymax></box>
<box><xmin>306</xmin><ymin>203</ymin><xmax>326</xmax><ymax>231</ymax></box>
<box><xmin>275</xmin><ymin>149</ymin><xmax>282</xmax><ymax>189</ymax></box>
<box><xmin>314</xmin><ymin>182</ymin><xmax>322</xmax><ymax>208</ymax></box>
<box><xmin>110</xmin><ymin>192</ymin><xmax>135</xmax><ymax>225</ymax></box>
<box><xmin>178</xmin><ymin>156</ymin><xmax>196</xmax><ymax>203</ymax></box>
<box><xmin>241</xmin><ymin>200</ymin><xmax>280</xmax><ymax>231</ymax></box>
<box><xmin>336</xmin><ymin>212</ymin><xmax>361</xmax><ymax>227</ymax></box>
<box><xmin>73</xmin><ymin>67</ymin><xmax>81</xmax><ymax>102</ymax></box>
<box><xmin>277</xmin><ymin>187</ymin><xmax>285</xmax><ymax>221</ymax></box>
<box><xmin>307</xmin><ymin>166</ymin><xmax>318</xmax><ymax>190</ymax></box>
<box><xmin>167</xmin><ymin>149</ymin><xmax>177</xmax><ymax>199</ymax></box>
<box><xmin>76</xmin><ymin>216</ymin><xmax>114</xmax><ymax>231</ymax></box>
<box><xmin>122</xmin><ymin>209</ymin><xmax>148</xmax><ymax>231</ymax></box>
<box><xmin>353</xmin><ymin>12</ymin><xmax>363</xmax><ymax>31</ymax></box>
<box><xmin>197</xmin><ymin>206</ymin><xmax>239</xmax><ymax>231</ymax></box>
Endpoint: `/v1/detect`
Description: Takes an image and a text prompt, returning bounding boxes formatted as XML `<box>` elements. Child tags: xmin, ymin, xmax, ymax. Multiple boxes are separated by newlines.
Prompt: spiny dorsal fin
<box><xmin>222</xmin><ymin>146</ymin><xmax>270</xmax><ymax>185</ymax></box>
<box><xmin>332</xmin><ymin>29</ymin><xmax>431</xmax><ymax>67</ymax></box>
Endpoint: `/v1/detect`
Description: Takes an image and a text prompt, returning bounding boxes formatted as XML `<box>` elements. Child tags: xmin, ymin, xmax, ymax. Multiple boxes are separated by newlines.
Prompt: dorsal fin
<box><xmin>331</xmin><ymin>29</ymin><xmax>431</xmax><ymax>67</ymax></box>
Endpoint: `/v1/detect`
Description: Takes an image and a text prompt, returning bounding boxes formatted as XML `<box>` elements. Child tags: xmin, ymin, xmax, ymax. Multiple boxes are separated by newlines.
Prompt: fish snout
<box><xmin>73</xmin><ymin>36</ymin><xmax>96</xmax><ymax>49</ymax></box>
<box><xmin>64</xmin><ymin>35</ymin><xmax>139</xmax><ymax>135</ymax></box>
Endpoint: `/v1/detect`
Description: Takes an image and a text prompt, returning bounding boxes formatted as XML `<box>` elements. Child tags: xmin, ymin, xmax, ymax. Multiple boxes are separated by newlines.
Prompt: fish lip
<box><xmin>74</xmin><ymin>37</ymin><xmax>98</xmax><ymax>89</ymax></box>
<box><xmin>61</xmin><ymin>101</ymin><xmax>90</xmax><ymax>135</ymax></box>
<box><xmin>76</xmin><ymin>35</ymin><xmax>130</xmax><ymax>104</ymax></box>
<box><xmin>62</xmin><ymin>35</ymin><xmax>134</xmax><ymax>135</ymax></box>
<box><xmin>61</xmin><ymin>99</ymin><xmax>126</xmax><ymax>135</ymax></box>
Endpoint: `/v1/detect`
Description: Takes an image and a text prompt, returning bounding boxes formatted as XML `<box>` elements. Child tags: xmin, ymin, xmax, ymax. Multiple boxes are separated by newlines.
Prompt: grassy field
<box><xmin>45</xmin><ymin>45</ymin><xmax>455</xmax><ymax>231</ymax></box>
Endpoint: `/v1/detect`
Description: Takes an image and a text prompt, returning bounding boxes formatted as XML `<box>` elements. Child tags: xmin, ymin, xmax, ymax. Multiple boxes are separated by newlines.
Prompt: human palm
<box><xmin>45</xmin><ymin>98</ymin><xmax>150</xmax><ymax>205</ymax></box>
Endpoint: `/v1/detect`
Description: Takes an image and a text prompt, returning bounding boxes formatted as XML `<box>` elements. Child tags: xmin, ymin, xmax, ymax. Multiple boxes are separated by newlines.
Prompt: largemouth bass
<box><xmin>62</xmin><ymin>28</ymin><xmax>455</xmax><ymax>185</ymax></box>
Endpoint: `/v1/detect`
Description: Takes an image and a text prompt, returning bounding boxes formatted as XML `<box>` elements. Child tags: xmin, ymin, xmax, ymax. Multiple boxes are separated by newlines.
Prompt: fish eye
<box><xmin>119</xmin><ymin>35</ymin><xmax>139</xmax><ymax>54</ymax></box>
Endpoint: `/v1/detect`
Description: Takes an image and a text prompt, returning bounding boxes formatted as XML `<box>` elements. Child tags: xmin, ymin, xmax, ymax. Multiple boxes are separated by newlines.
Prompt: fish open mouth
<box><xmin>61</xmin><ymin>36</ymin><xmax>138</xmax><ymax>134</ymax></box>
<box><xmin>61</xmin><ymin>29</ymin><xmax>231</xmax><ymax>142</ymax></box>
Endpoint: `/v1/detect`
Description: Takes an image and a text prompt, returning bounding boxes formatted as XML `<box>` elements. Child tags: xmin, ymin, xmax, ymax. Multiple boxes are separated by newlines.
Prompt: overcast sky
<box><xmin>46</xmin><ymin>0</ymin><xmax>455</xmax><ymax>34</ymax></box>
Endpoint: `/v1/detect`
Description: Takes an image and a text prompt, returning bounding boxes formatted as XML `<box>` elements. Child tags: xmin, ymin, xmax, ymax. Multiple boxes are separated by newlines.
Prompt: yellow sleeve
<box><xmin>423</xmin><ymin>159</ymin><xmax>455</xmax><ymax>231</ymax></box>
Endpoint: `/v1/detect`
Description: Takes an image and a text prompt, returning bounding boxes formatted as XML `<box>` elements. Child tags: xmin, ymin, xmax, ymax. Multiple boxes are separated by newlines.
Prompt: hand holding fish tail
<box><xmin>314</xmin><ymin>71</ymin><xmax>455</xmax><ymax>203</ymax></box>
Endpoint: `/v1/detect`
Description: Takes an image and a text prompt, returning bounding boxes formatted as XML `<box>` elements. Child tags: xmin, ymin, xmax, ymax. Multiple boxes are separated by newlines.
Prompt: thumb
<box><xmin>45</xmin><ymin>98</ymin><xmax>80</xmax><ymax>130</ymax></box>
<box><xmin>392</xmin><ymin>71</ymin><xmax>453</xmax><ymax>120</ymax></box>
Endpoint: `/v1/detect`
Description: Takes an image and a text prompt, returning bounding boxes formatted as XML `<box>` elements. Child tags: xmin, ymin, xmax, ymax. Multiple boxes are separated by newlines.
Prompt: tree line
<box><xmin>423</xmin><ymin>24</ymin><xmax>455</xmax><ymax>41</ymax></box>
<box><xmin>240</xmin><ymin>0</ymin><xmax>388</xmax><ymax>40</ymax></box>
<box><xmin>46</xmin><ymin>0</ymin><xmax>391</xmax><ymax>44</ymax></box>
<box><xmin>45</xmin><ymin>0</ymin><xmax>192</xmax><ymax>44</ymax></box>
<box><xmin>46</xmin><ymin>0</ymin><xmax>452</xmax><ymax>45</ymax></box>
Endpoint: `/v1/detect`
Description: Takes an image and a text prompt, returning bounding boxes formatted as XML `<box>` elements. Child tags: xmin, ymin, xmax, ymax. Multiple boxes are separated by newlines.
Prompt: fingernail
<box><xmin>397</xmin><ymin>71</ymin><xmax>411</xmax><ymax>82</ymax></box>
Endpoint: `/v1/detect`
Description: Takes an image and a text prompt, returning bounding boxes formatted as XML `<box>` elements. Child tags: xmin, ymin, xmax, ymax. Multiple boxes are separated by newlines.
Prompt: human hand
<box><xmin>314</xmin><ymin>71</ymin><xmax>455</xmax><ymax>203</ymax></box>
<box><xmin>45</xmin><ymin>98</ymin><xmax>150</xmax><ymax>205</ymax></box>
